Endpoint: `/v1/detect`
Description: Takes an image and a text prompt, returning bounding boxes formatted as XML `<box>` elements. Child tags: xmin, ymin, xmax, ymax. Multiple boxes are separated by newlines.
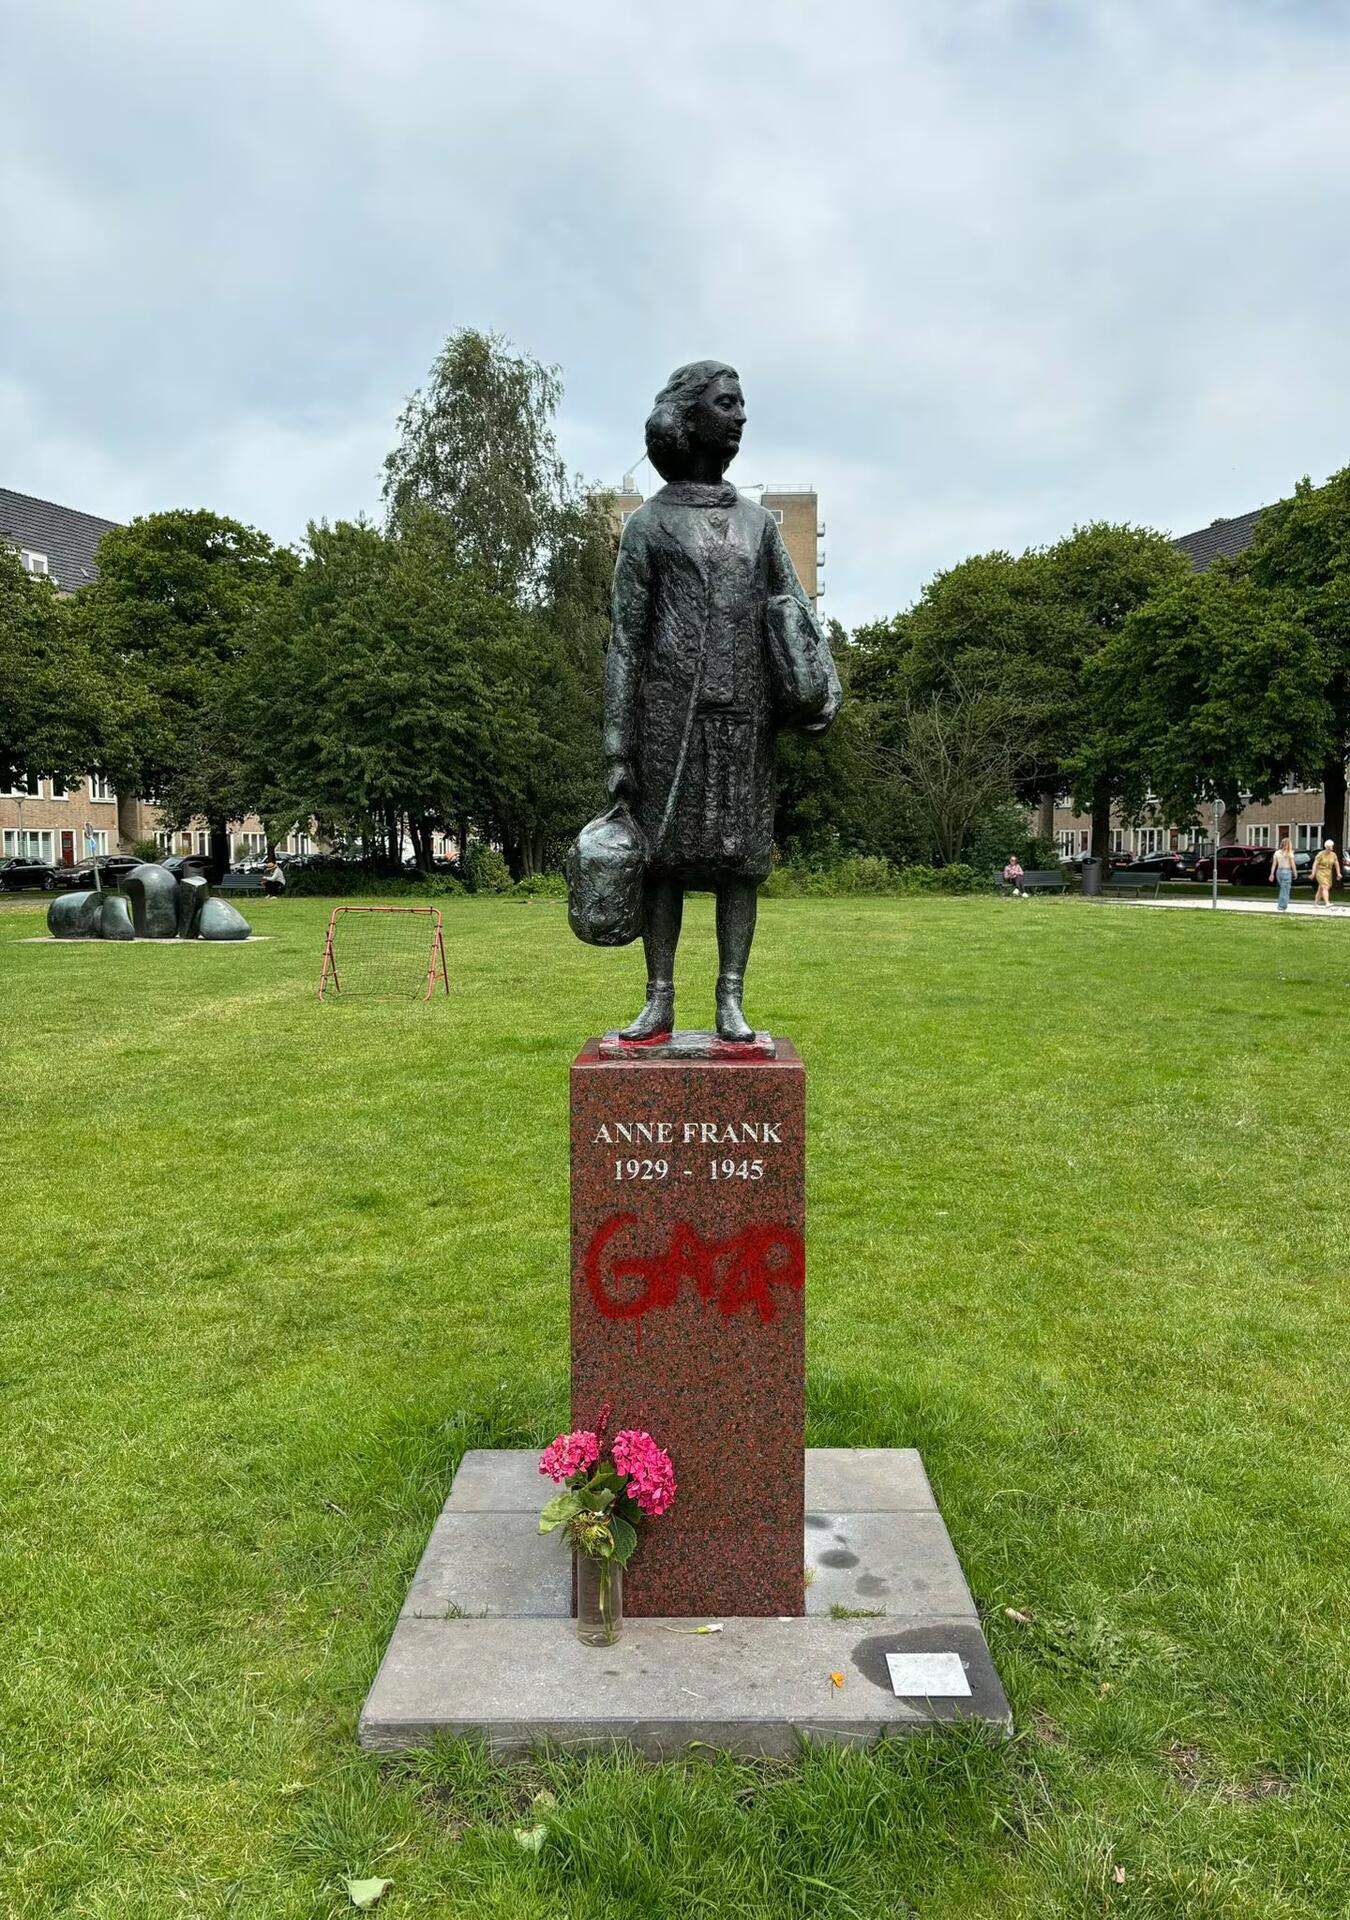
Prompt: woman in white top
<box><xmin>1270</xmin><ymin>836</ymin><xmax>1297</xmax><ymax>913</ymax></box>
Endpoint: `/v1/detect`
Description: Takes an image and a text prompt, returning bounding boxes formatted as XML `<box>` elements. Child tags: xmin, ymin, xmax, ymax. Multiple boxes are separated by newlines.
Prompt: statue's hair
<box><xmin>644</xmin><ymin>360</ymin><xmax>739</xmax><ymax>482</ymax></box>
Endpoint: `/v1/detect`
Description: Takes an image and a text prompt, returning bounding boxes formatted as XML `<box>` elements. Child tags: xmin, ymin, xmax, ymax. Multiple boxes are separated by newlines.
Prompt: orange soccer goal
<box><xmin>318</xmin><ymin>904</ymin><xmax>449</xmax><ymax>1002</ymax></box>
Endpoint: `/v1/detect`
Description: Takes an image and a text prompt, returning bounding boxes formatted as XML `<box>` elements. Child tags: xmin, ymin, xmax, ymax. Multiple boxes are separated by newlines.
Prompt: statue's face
<box><xmin>687</xmin><ymin>373</ymin><xmax>745</xmax><ymax>464</ymax></box>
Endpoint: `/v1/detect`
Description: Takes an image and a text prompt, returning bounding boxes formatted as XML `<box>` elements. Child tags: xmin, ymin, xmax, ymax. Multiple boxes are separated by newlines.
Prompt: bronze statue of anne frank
<box><xmin>597</xmin><ymin>361</ymin><xmax>840</xmax><ymax>1043</ymax></box>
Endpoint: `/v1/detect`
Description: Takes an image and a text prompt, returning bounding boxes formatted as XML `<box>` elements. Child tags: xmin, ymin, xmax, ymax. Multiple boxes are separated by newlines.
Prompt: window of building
<box><xmin>193</xmin><ymin>830</ymin><xmax>210</xmax><ymax>856</ymax></box>
<box><xmin>1296</xmin><ymin>822</ymin><xmax>1324</xmax><ymax>852</ymax></box>
<box><xmin>767</xmin><ymin>508</ymin><xmax>784</xmax><ymax>524</ymax></box>
<box><xmin>1136</xmin><ymin>827</ymin><xmax>1166</xmax><ymax>856</ymax></box>
<box><xmin>234</xmin><ymin>830</ymin><xmax>266</xmax><ymax>858</ymax></box>
<box><xmin>620</xmin><ymin>509</ymin><xmax>637</xmax><ymax>527</ymax></box>
<box><xmin>1055</xmin><ymin>829</ymin><xmax>1077</xmax><ymax>859</ymax></box>
<box><xmin>87</xmin><ymin>774</ymin><xmax>115</xmax><ymax>802</ymax></box>
<box><xmin>49</xmin><ymin>779</ymin><xmax>68</xmax><ymax>799</ymax></box>
<box><xmin>1110</xmin><ymin>829</ymin><xmax>1126</xmax><ymax>854</ymax></box>
<box><xmin>1</xmin><ymin>773</ymin><xmax>41</xmax><ymax>797</ymax></box>
<box><xmin>19</xmin><ymin>550</ymin><xmax>49</xmax><ymax>577</ymax></box>
<box><xmin>155</xmin><ymin>831</ymin><xmax>175</xmax><ymax>852</ymax></box>
<box><xmin>3</xmin><ymin>828</ymin><xmax>54</xmax><ymax>859</ymax></box>
<box><xmin>1245</xmin><ymin>824</ymin><xmax>1271</xmax><ymax>847</ymax></box>
<box><xmin>289</xmin><ymin>830</ymin><xmax>313</xmax><ymax>855</ymax></box>
<box><xmin>84</xmin><ymin>829</ymin><xmax>109</xmax><ymax>856</ymax></box>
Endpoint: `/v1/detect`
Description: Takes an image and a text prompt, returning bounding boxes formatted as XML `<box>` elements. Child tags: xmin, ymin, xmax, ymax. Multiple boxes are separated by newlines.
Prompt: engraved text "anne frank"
<box><xmin>591</xmin><ymin>1119</ymin><xmax>783</xmax><ymax>1147</ymax></box>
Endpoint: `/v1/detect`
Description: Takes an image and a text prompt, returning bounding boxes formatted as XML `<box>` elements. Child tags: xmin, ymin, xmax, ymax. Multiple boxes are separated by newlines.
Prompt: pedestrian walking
<box><xmin>1003</xmin><ymin>856</ymin><xmax>1025</xmax><ymax>897</ymax></box>
<box><xmin>1311</xmin><ymin>838</ymin><xmax>1341</xmax><ymax>907</ymax></box>
<box><xmin>1270</xmin><ymin>836</ymin><xmax>1297</xmax><ymax>913</ymax></box>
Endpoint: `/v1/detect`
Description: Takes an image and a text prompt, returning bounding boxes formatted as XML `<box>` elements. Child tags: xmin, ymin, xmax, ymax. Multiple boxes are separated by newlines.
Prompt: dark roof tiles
<box><xmin>0</xmin><ymin>487</ymin><xmax>121</xmax><ymax>591</ymax></box>
<box><xmin>1173</xmin><ymin>506</ymin><xmax>1265</xmax><ymax>572</ymax></box>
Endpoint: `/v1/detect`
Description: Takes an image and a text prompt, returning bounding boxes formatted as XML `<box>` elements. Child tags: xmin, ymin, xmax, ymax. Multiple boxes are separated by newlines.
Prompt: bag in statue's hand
<box><xmin>765</xmin><ymin>594</ymin><xmax>843</xmax><ymax>733</ymax></box>
<box><xmin>565</xmin><ymin>803</ymin><xmax>647</xmax><ymax>947</ymax></box>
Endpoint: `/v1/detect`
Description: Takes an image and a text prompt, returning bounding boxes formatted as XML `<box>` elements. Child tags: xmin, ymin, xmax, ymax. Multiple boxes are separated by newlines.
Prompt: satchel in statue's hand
<box><xmin>764</xmin><ymin>595</ymin><xmax>843</xmax><ymax>734</ymax></box>
<box><xmin>565</xmin><ymin>802</ymin><xmax>647</xmax><ymax>948</ymax></box>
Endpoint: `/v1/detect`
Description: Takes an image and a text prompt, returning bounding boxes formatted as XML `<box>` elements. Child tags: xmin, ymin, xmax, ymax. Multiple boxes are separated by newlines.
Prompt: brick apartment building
<box><xmin>1049</xmin><ymin>505</ymin><xmax>1339</xmax><ymax>860</ymax></box>
<box><xmin>611</xmin><ymin>474</ymin><xmax>824</xmax><ymax>609</ymax></box>
<box><xmin>1</xmin><ymin>487</ymin><xmax>313</xmax><ymax>868</ymax></box>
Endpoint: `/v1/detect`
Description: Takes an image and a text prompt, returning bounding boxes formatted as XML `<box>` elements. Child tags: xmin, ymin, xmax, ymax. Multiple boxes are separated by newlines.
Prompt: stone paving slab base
<box><xmin>360</xmin><ymin>1448</ymin><xmax>1011</xmax><ymax>1759</ymax></box>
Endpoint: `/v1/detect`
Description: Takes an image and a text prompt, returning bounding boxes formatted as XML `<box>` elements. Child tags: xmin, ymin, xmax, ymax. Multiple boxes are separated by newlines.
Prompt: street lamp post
<box><xmin>1211</xmin><ymin>797</ymin><xmax>1225</xmax><ymax>910</ymax></box>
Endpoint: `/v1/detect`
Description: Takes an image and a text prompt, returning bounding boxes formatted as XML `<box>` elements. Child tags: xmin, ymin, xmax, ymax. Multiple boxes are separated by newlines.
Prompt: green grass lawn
<box><xmin>4</xmin><ymin>894</ymin><xmax>1350</xmax><ymax>1919</ymax></box>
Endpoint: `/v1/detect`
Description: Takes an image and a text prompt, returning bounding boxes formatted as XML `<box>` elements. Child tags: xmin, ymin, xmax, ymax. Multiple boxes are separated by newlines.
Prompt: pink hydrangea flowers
<box><xmin>538</xmin><ymin>1429</ymin><xmax>600</xmax><ymax>1484</ymax></box>
<box><xmin>610</xmin><ymin>1428</ymin><xmax>677</xmax><ymax>1517</ymax></box>
<box><xmin>536</xmin><ymin>1424</ymin><xmax>677</xmax><ymax>1518</ymax></box>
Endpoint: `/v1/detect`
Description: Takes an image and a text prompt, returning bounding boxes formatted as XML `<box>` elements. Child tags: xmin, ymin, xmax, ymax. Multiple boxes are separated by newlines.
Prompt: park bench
<box><xmin>1103</xmin><ymin>870</ymin><xmax>1162</xmax><ymax>900</ymax></box>
<box><xmin>1005</xmin><ymin>868</ymin><xmax>1069</xmax><ymax>896</ymax></box>
<box><xmin>220</xmin><ymin>871</ymin><xmax>265</xmax><ymax>896</ymax></box>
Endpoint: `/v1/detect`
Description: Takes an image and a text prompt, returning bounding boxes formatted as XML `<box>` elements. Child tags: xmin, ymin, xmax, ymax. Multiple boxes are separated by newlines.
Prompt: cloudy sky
<box><xmin>4</xmin><ymin>0</ymin><xmax>1350</xmax><ymax>626</ymax></box>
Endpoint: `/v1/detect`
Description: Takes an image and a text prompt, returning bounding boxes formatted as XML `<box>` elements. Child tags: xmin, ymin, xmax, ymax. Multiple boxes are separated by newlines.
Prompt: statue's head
<box><xmin>644</xmin><ymin>361</ymin><xmax>745</xmax><ymax>482</ymax></box>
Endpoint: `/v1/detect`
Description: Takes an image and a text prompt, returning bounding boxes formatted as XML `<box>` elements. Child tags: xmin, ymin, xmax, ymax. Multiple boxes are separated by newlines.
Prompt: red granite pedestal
<box><xmin>571</xmin><ymin>1037</ymin><xmax>805</xmax><ymax>1617</ymax></box>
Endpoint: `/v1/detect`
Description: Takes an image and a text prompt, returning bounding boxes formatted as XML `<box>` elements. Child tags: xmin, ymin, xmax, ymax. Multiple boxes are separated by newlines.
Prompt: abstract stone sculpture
<box><xmin>44</xmin><ymin>865</ymin><xmax>251</xmax><ymax>942</ymax></box>
<box><xmin>176</xmin><ymin>874</ymin><xmax>209</xmax><ymax>938</ymax></box>
<box><xmin>197</xmin><ymin>897</ymin><xmax>251</xmax><ymax>942</ymax></box>
<box><xmin>569</xmin><ymin>361</ymin><xmax>841</xmax><ymax>1042</ymax></box>
<box><xmin>124</xmin><ymin>862</ymin><xmax>180</xmax><ymax>939</ymax></box>
<box><xmin>48</xmin><ymin>890</ymin><xmax>105</xmax><ymax>939</ymax></box>
<box><xmin>98</xmin><ymin>894</ymin><xmax>136</xmax><ymax>941</ymax></box>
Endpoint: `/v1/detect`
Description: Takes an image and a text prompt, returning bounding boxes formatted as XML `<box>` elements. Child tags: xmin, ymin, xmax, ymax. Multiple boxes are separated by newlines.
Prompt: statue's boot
<box><xmin>715</xmin><ymin>973</ymin><xmax>754</xmax><ymax>1043</ymax></box>
<box><xmin>617</xmin><ymin>981</ymin><xmax>674</xmax><ymax>1042</ymax></box>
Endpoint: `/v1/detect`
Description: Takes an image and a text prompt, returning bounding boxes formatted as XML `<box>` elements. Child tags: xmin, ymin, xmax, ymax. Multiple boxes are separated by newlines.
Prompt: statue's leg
<box><xmin>714</xmin><ymin>878</ymin><xmax>757</xmax><ymax>1042</ymax></box>
<box><xmin>617</xmin><ymin>876</ymin><xmax>682</xmax><ymax>1039</ymax></box>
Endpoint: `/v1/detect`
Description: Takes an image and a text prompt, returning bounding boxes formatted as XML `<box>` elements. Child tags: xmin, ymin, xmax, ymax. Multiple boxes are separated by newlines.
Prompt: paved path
<box><xmin>1126</xmin><ymin>895</ymin><xmax>1350</xmax><ymax>920</ymax></box>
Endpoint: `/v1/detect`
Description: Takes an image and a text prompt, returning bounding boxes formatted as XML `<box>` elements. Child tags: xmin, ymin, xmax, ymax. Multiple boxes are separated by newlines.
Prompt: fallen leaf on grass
<box><xmin>531</xmin><ymin>1789</ymin><xmax>557</xmax><ymax>1812</ymax></box>
<box><xmin>513</xmin><ymin>1825</ymin><xmax>548</xmax><ymax>1852</ymax></box>
<box><xmin>1112</xmin><ymin>1866</ymin><xmax>1127</xmax><ymax>1886</ymax></box>
<box><xmin>345</xmin><ymin>1879</ymin><xmax>392</xmax><ymax>1910</ymax></box>
<box><xmin>1004</xmin><ymin>1607</ymin><xmax>1034</xmax><ymax>1625</ymax></box>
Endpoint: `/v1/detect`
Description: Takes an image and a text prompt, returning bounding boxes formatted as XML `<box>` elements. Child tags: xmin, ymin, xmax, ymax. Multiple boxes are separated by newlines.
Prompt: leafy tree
<box><xmin>76</xmin><ymin>510</ymin><xmax>295</xmax><ymax>876</ymax></box>
<box><xmin>253</xmin><ymin>511</ymin><xmax>527</xmax><ymax>866</ymax></box>
<box><xmin>774</xmin><ymin>629</ymin><xmax>921</xmax><ymax>864</ymax></box>
<box><xmin>1081</xmin><ymin>568</ymin><xmax>1327</xmax><ymax>830</ymax></box>
<box><xmin>491</xmin><ymin>489</ymin><xmax>612</xmax><ymax>876</ymax></box>
<box><xmin>383</xmin><ymin>328</ymin><xmax>567</xmax><ymax>602</ymax></box>
<box><xmin>0</xmin><ymin>547</ymin><xmax>118</xmax><ymax>794</ymax></box>
<box><xmin>887</xmin><ymin>676</ymin><xmax>1024</xmax><ymax>866</ymax></box>
<box><xmin>1234</xmin><ymin>467</ymin><xmax>1350</xmax><ymax>848</ymax></box>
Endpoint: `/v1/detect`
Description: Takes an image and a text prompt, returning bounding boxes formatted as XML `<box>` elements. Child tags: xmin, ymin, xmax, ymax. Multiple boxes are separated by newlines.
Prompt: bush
<box><xmin>512</xmin><ymin>872</ymin><xmax>567</xmax><ymax>898</ymax></box>
<box><xmin>967</xmin><ymin>803</ymin><xmax>1060</xmax><ymax>878</ymax></box>
<box><xmin>284</xmin><ymin>868</ymin><xmax>465</xmax><ymax>899</ymax></box>
<box><xmin>761</xmin><ymin>855</ymin><xmax>992</xmax><ymax>898</ymax></box>
<box><xmin>893</xmin><ymin>862</ymin><xmax>989</xmax><ymax>894</ymax></box>
<box><xmin>130</xmin><ymin>839</ymin><xmax>162</xmax><ymax>864</ymax></box>
<box><xmin>463</xmin><ymin>844</ymin><xmax>512</xmax><ymax>895</ymax></box>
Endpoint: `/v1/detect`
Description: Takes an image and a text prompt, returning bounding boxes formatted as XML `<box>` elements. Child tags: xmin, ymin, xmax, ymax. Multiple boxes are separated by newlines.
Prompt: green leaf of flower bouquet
<box><xmin>578</xmin><ymin>1486</ymin><xmax>616</xmax><ymax>1513</ymax></box>
<box><xmin>610</xmin><ymin>1514</ymin><xmax>638</xmax><ymax>1566</ymax></box>
<box><xmin>539</xmin><ymin>1491</ymin><xmax>584</xmax><ymax>1533</ymax></box>
<box><xmin>613</xmin><ymin>1490</ymin><xmax>642</xmax><ymax>1528</ymax></box>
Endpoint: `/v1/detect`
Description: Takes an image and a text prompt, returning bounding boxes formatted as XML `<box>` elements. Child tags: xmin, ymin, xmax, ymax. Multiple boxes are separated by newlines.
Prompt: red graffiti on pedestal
<box><xmin>584</xmin><ymin>1212</ymin><xmax>804</xmax><ymax>1331</ymax></box>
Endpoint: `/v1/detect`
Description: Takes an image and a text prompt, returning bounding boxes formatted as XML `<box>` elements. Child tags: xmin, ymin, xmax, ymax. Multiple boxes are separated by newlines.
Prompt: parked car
<box><xmin>71</xmin><ymin>852</ymin><xmax>149</xmax><ymax>889</ymax></box>
<box><xmin>1194</xmin><ymin>844</ymin><xmax>1263</xmax><ymax>883</ymax></box>
<box><xmin>0</xmin><ymin>858</ymin><xmax>80</xmax><ymax>892</ymax></box>
<box><xmin>1126</xmin><ymin>850</ymin><xmax>1189</xmax><ymax>880</ymax></box>
<box><xmin>1224</xmin><ymin>847</ymin><xmax>1315</xmax><ymax>888</ymax></box>
<box><xmin>159</xmin><ymin>852</ymin><xmax>216</xmax><ymax>882</ymax></box>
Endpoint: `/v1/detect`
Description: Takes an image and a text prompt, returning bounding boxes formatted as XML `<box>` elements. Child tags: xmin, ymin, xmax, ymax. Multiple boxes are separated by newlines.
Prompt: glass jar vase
<box><xmin>575</xmin><ymin>1553</ymin><xmax>623</xmax><ymax>1646</ymax></box>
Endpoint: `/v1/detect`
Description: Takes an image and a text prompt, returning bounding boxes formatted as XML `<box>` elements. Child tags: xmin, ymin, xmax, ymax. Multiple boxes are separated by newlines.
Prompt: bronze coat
<box><xmin>603</xmin><ymin>482</ymin><xmax>811</xmax><ymax>881</ymax></box>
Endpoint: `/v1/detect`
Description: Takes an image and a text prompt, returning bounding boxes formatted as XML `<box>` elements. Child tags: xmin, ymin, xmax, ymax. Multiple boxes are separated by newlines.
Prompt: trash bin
<box><xmin>1080</xmin><ymin>857</ymin><xmax>1103</xmax><ymax>897</ymax></box>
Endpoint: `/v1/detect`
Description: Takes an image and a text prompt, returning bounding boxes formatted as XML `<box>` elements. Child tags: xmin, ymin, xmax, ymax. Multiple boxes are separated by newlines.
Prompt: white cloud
<box><xmin>3</xmin><ymin>0</ymin><xmax>1350</xmax><ymax>622</ymax></box>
